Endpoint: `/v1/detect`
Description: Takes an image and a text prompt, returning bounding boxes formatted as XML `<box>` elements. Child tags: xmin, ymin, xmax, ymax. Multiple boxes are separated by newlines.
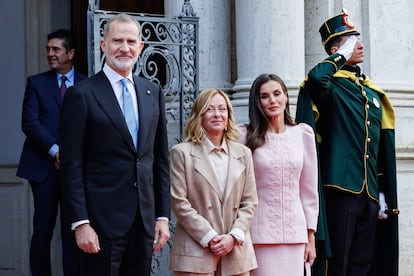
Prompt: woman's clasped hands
<box><xmin>209</xmin><ymin>234</ymin><xmax>237</xmax><ymax>256</ymax></box>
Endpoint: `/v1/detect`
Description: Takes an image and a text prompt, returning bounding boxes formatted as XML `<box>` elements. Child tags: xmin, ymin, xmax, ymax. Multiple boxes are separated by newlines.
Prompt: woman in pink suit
<box><xmin>238</xmin><ymin>74</ymin><xmax>319</xmax><ymax>276</ymax></box>
<box><xmin>170</xmin><ymin>89</ymin><xmax>258</xmax><ymax>275</ymax></box>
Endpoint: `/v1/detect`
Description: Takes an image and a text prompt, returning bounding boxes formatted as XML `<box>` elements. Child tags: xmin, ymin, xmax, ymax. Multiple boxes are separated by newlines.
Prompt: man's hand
<box><xmin>75</xmin><ymin>223</ymin><xmax>100</xmax><ymax>253</ymax></box>
<box><xmin>153</xmin><ymin>220</ymin><xmax>170</xmax><ymax>253</ymax></box>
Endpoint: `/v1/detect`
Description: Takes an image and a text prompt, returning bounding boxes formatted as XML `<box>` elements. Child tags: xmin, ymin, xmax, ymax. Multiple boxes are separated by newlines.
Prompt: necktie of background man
<box><xmin>60</xmin><ymin>75</ymin><xmax>67</xmax><ymax>98</ymax></box>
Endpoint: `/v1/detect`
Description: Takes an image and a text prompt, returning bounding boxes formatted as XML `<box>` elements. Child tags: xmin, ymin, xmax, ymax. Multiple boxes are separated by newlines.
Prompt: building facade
<box><xmin>0</xmin><ymin>0</ymin><xmax>413</xmax><ymax>275</ymax></box>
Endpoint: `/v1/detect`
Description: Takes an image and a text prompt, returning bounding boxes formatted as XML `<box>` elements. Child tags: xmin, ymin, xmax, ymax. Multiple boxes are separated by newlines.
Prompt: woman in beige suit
<box><xmin>169</xmin><ymin>89</ymin><xmax>258</xmax><ymax>276</ymax></box>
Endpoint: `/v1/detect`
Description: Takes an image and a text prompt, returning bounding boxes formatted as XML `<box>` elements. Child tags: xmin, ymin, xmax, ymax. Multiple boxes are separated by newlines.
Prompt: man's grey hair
<box><xmin>103</xmin><ymin>13</ymin><xmax>142</xmax><ymax>39</ymax></box>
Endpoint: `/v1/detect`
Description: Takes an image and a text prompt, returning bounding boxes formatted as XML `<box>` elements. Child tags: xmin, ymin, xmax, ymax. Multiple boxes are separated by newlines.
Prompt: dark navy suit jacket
<box><xmin>17</xmin><ymin>69</ymin><xmax>86</xmax><ymax>182</ymax></box>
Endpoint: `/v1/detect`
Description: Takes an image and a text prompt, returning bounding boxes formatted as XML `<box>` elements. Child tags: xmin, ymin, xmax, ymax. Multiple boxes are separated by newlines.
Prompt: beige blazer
<box><xmin>169</xmin><ymin>139</ymin><xmax>258</xmax><ymax>275</ymax></box>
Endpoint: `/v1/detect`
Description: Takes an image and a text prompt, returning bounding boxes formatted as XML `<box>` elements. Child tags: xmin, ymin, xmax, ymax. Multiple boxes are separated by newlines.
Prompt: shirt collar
<box><xmin>342</xmin><ymin>64</ymin><xmax>361</xmax><ymax>78</ymax></box>
<box><xmin>202</xmin><ymin>137</ymin><xmax>228</xmax><ymax>154</ymax></box>
<box><xmin>57</xmin><ymin>66</ymin><xmax>74</xmax><ymax>80</ymax></box>
<box><xmin>103</xmin><ymin>63</ymin><xmax>133</xmax><ymax>85</ymax></box>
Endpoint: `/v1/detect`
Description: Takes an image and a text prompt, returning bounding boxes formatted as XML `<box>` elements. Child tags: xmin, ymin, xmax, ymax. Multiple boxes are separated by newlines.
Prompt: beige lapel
<box><xmin>191</xmin><ymin>143</ymin><xmax>223</xmax><ymax>200</ymax></box>
<box><xmin>223</xmin><ymin>140</ymin><xmax>246</xmax><ymax>202</ymax></box>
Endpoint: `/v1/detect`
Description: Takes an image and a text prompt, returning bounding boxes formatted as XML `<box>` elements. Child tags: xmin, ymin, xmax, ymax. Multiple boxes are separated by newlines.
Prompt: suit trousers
<box><xmin>80</xmin><ymin>210</ymin><xmax>153</xmax><ymax>276</ymax></box>
<box><xmin>29</xmin><ymin>169</ymin><xmax>80</xmax><ymax>276</ymax></box>
<box><xmin>325</xmin><ymin>188</ymin><xmax>378</xmax><ymax>276</ymax></box>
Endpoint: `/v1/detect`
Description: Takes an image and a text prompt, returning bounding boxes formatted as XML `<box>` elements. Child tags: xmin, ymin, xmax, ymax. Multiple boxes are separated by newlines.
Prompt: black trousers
<box><xmin>80</xmin><ymin>211</ymin><xmax>153</xmax><ymax>276</ymax></box>
<box><xmin>325</xmin><ymin>188</ymin><xmax>378</xmax><ymax>276</ymax></box>
<box><xmin>29</xmin><ymin>169</ymin><xmax>80</xmax><ymax>276</ymax></box>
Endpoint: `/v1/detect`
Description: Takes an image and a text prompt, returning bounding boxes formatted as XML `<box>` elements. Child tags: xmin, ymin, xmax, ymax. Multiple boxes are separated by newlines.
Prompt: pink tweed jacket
<box><xmin>238</xmin><ymin>123</ymin><xmax>319</xmax><ymax>244</ymax></box>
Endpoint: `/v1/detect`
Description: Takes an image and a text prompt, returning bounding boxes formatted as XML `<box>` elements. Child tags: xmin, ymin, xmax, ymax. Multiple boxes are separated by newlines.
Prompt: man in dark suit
<box><xmin>59</xmin><ymin>13</ymin><xmax>171</xmax><ymax>276</ymax></box>
<box><xmin>17</xmin><ymin>29</ymin><xmax>86</xmax><ymax>276</ymax></box>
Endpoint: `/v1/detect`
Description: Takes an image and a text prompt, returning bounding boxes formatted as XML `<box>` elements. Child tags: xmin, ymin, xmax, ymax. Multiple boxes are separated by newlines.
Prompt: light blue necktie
<box><xmin>120</xmin><ymin>78</ymin><xmax>138</xmax><ymax>150</ymax></box>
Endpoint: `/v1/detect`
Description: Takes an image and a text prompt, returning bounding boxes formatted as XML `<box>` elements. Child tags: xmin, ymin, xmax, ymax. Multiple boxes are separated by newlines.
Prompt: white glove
<box><xmin>337</xmin><ymin>35</ymin><xmax>357</xmax><ymax>60</ymax></box>
<box><xmin>378</xmin><ymin>192</ymin><xmax>388</xmax><ymax>220</ymax></box>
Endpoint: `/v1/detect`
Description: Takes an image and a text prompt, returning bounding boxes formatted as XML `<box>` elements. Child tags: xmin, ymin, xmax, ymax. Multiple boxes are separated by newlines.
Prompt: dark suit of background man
<box><xmin>59</xmin><ymin>13</ymin><xmax>171</xmax><ymax>276</ymax></box>
<box><xmin>17</xmin><ymin>29</ymin><xmax>86</xmax><ymax>276</ymax></box>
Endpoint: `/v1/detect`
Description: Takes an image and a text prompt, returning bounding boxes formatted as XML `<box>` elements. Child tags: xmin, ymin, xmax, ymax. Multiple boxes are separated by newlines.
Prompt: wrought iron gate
<box><xmin>87</xmin><ymin>2</ymin><xmax>199</xmax><ymax>148</ymax></box>
<box><xmin>86</xmin><ymin>1</ymin><xmax>199</xmax><ymax>275</ymax></box>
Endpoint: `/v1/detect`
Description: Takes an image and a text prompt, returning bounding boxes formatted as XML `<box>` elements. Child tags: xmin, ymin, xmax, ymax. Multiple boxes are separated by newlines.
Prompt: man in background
<box><xmin>17</xmin><ymin>29</ymin><xmax>86</xmax><ymax>275</ymax></box>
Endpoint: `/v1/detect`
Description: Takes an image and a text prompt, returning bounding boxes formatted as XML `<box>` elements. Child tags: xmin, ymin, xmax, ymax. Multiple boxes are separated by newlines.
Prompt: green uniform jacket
<box><xmin>296</xmin><ymin>53</ymin><xmax>399</xmax><ymax>276</ymax></box>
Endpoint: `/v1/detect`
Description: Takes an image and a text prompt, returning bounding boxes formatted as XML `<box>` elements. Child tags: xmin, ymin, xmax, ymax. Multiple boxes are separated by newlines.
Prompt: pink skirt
<box><xmin>251</xmin><ymin>244</ymin><xmax>305</xmax><ymax>276</ymax></box>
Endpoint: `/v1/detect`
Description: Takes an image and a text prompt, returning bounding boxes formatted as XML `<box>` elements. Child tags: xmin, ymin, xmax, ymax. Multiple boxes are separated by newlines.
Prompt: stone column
<box><xmin>304</xmin><ymin>0</ymin><xmax>330</xmax><ymax>73</ymax></box>
<box><xmin>165</xmin><ymin>0</ymin><xmax>231</xmax><ymax>91</ymax></box>
<box><xmin>364</xmin><ymin>3</ymin><xmax>414</xmax><ymax>275</ymax></box>
<box><xmin>233</xmin><ymin>0</ymin><xmax>305</xmax><ymax>123</ymax></box>
<box><xmin>364</xmin><ymin>1</ymin><xmax>414</xmax><ymax>92</ymax></box>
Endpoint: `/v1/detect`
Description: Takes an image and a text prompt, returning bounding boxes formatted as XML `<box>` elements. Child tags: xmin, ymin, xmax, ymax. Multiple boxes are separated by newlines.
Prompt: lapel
<box><xmin>133</xmin><ymin>75</ymin><xmax>154</xmax><ymax>154</ymax></box>
<box><xmin>223</xmin><ymin>140</ymin><xmax>246</xmax><ymax>202</ymax></box>
<box><xmin>91</xmin><ymin>71</ymin><xmax>136</xmax><ymax>153</ymax></box>
<box><xmin>46</xmin><ymin>70</ymin><xmax>62</xmax><ymax>106</ymax></box>
<box><xmin>191</xmin><ymin>142</ymin><xmax>223</xmax><ymax>200</ymax></box>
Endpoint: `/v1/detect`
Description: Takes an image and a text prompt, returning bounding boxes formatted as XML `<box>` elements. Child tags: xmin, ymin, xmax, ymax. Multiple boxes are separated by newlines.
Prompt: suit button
<box><xmin>133</xmin><ymin>182</ymin><xmax>138</xmax><ymax>188</ymax></box>
<box><xmin>208</xmin><ymin>205</ymin><xmax>213</xmax><ymax>209</ymax></box>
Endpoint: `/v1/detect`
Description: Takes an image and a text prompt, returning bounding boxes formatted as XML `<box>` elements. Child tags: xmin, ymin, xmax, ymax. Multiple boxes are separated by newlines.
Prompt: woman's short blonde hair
<box><xmin>184</xmin><ymin>89</ymin><xmax>238</xmax><ymax>143</ymax></box>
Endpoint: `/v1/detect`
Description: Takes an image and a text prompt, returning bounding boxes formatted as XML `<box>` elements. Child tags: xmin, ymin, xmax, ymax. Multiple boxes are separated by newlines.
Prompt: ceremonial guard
<box><xmin>296</xmin><ymin>9</ymin><xmax>399</xmax><ymax>276</ymax></box>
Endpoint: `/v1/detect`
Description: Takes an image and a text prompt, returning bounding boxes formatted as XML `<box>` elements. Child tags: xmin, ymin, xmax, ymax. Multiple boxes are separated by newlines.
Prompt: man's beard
<box><xmin>106</xmin><ymin>54</ymin><xmax>137</xmax><ymax>71</ymax></box>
